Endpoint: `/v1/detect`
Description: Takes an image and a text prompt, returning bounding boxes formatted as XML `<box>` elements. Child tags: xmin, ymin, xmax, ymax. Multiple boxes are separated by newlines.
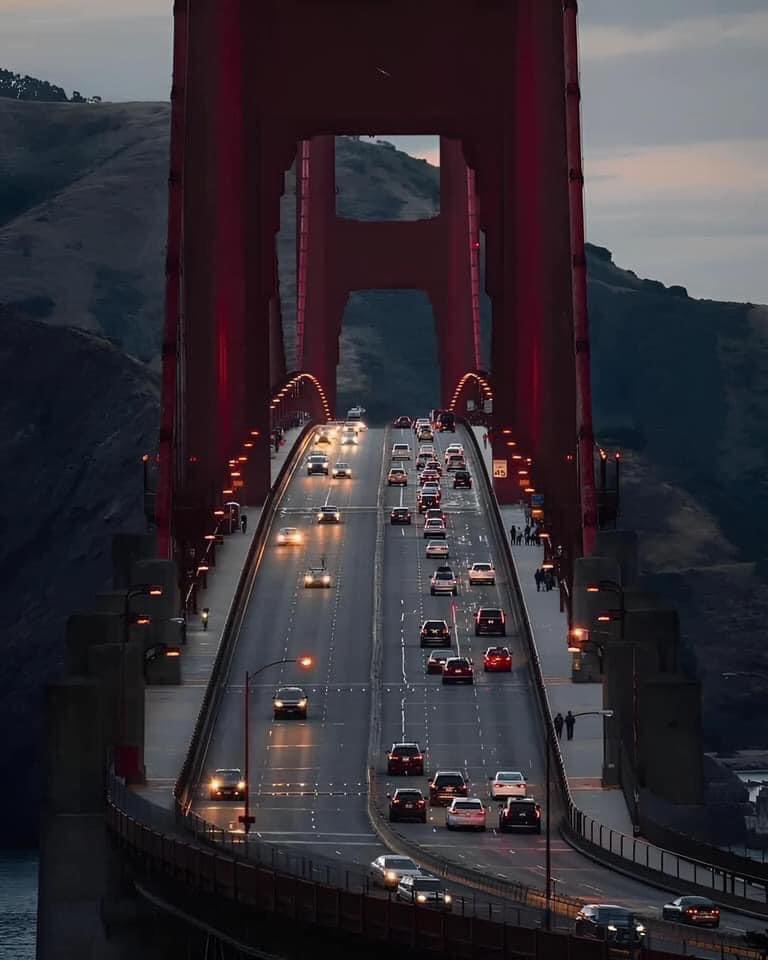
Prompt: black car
<box><xmin>428</xmin><ymin>771</ymin><xmax>468</xmax><ymax>806</ymax></box>
<box><xmin>387</xmin><ymin>742</ymin><xmax>424</xmax><ymax>776</ymax></box>
<box><xmin>273</xmin><ymin>686</ymin><xmax>308</xmax><ymax>720</ymax></box>
<box><xmin>453</xmin><ymin>470</ymin><xmax>472</xmax><ymax>489</ymax></box>
<box><xmin>393</xmin><ymin>416</ymin><xmax>412</xmax><ymax>428</ymax></box>
<box><xmin>498</xmin><ymin>797</ymin><xmax>541</xmax><ymax>833</ymax></box>
<box><xmin>573</xmin><ymin>905</ymin><xmax>646</xmax><ymax>948</ymax></box>
<box><xmin>420</xmin><ymin>619</ymin><xmax>451</xmax><ymax>647</ymax></box>
<box><xmin>418</xmin><ymin>492</ymin><xmax>439</xmax><ymax>513</ymax></box>
<box><xmin>388</xmin><ymin>788</ymin><xmax>427</xmax><ymax>822</ymax></box>
<box><xmin>662</xmin><ymin>896</ymin><xmax>720</xmax><ymax>928</ymax></box>
<box><xmin>390</xmin><ymin>507</ymin><xmax>412</xmax><ymax>525</ymax></box>
<box><xmin>475</xmin><ymin>607</ymin><xmax>506</xmax><ymax>636</ymax></box>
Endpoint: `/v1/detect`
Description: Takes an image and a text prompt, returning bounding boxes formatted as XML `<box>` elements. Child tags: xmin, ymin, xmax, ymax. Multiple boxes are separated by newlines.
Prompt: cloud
<box><xmin>581</xmin><ymin>11</ymin><xmax>768</xmax><ymax>59</ymax></box>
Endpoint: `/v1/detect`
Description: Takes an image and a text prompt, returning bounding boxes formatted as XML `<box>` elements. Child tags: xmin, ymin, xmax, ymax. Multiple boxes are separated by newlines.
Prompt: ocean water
<box><xmin>0</xmin><ymin>852</ymin><xmax>37</xmax><ymax>959</ymax></box>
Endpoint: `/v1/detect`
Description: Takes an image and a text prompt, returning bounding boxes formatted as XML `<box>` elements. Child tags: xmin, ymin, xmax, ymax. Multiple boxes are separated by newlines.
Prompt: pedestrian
<box><xmin>510</xmin><ymin>524</ymin><xmax>517</xmax><ymax>545</ymax></box>
<box><xmin>545</xmin><ymin>571</ymin><xmax>555</xmax><ymax>592</ymax></box>
<box><xmin>565</xmin><ymin>710</ymin><xmax>575</xmax><ymax>740</ymax></box>
<box><xmin>483</xmin><ymin>432</ymin><xmax>488</xmax><ymax>449</ymax></box>
<box><xmin>524</xmin><ymin>524</ymin><xmax>531</xmax><ymax>545</ymax></box>
<box><xmin>240</xmin><ymin>512</ymin><xmax>248</xmax><ymax>534</ymax></box>
<box><xmin>554</xmin><ymin>712</ymin><xmax>564</xmax><ymax>738</ymax></box>
<box><xmin>534</xmin><ymin>568</ymin><xmax>541</xmax><ymax>592</ymax></box>
<box><xmin>516</xmin><ymin>532</ymin><xmax>523</xmax><ymax>546</ymax></box>
<box><xmin>273</xmin><ymin>432</ymin><xmax>280</xmax><ymax>454</ymax></box>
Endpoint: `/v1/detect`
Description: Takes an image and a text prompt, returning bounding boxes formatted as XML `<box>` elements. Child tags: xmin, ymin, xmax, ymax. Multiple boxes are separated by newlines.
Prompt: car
<box><xmin>446</xmin><ymin>455</ymin><xmax>466</xmax><ymax>472</ymax></box>
<box><xmin>417</xmin><ymin>428</ymin><xmax>434</xmax><ymax>442</ymax></box>
<box><xmin>442</xmin><ymin>657</ymin><xmax>474</xmax><ymax>684</ymax></box>
<box><xmin>498</xmin><ymin>797</ymin><xmax>542</xmax><ymax>833</ymax></box>
<box><xmin>475</xmin><ymin>607</ymin><xmax>506</xmax><ymax>636</ymax></box>
<box><xmin>426</xmin><ymin>651</ymin><xmax>449</xmax><ymax>674</ymax></box>
<box><xmin>424</xmin><ymin>459</ymin><xmax>442</xmax><ymax>474</ymax></box>
<box><xmin>396</xmin><ymin>874</ymin><xmax>452</xmax><ymax>909</ymax></box>
<box><xmin>346</xmin><ymin>417</ymin><xmax>367</xmax><ymax>431</ymax></box>
<box><xmin>388</xmin><ymin>789</ymin><xmax>427</xmax><ymax>823</ymax></box>
<box><xmin>418</xmin><ymin>444</ymin><xmax>435</xmax><ymax>457</ymax></box>
<box><xmin>418</xmin><ymin>484</ymin><xmax>441</xmax><ymax>504</ymax></box>
<box><xmin>304</xmin><ymin>566</ymin><xmax>332</xmax><ymax>588</ymax></box>
<box><xmin>430</xmin><ymin>568</ymin><xmax>458</xmax><ymax>596</ymax></box>
<box><xmin>424</xmin><ymin>507</ymin><xmax>447</xmax><ymax>524</ymax></box>
<box><xmin>446</xmin><ymin>798</ymin><xmax>487</xmax><ymax>831</ymax></box>
<box><xmin>391</xmin><ymin>443</ymin><xmax>411</xmax><ymax>460</ymax></box>
<box><xmin>332</xmin><ymin>462</ymin><xmax>352</xmax><ymax>478</ymax></box>
<box><xmin>393</xmin><ymin>416</ymin><xmax>413</xmax><ymax>428</ymax></box>
<box><xmin>369</xmin><ymin>854</ymin><xmax>422</xmax><ymax>888</ymax></box>
<box><xmin>428</xmin><ymin>771</ymin><xmax>468</xmax><ymax>806</ymax></box>
<box><xmin>419</xmin><ymin>469</ymin><xmax>441</xmax><ymax>486</ymax></box>
<box><xmin>306</xmin><ymin>454</ymin><xmax>329</xmax><ymax>476</ymax></box>
<box><xmin>418</xmin><ymin>491</ymin><xmax>440</xmax><ymax>513</ymax></box>
<box><xmin>208</xmin><ymin>768</ymin><xmax>246</xmax><ymax>800</ymax></box>
<box><xmin>340</xmin><ymin>431</ymin><xmax>358</xmax><ymax>446</ymax></box>
<box><xmin>413</xmin><ymin>418</ymin><xmax>431</xmax><ymax>433</ymax></box>
<box><xmin>437</xmin><ymin>411</ymin><xmax>456</xmax><ymax>432</ymax></box>
<box><xmin>573</xmin><ymin>905</ymin><xmax>646</xmax><ymax>947</ymax></box>
<box><xmin>483</xmin><ymin>646</ymin><xmax>512</xmax><ymax>672</ymax></box>
<box><xmin>276</xmin><ymin>527</ymin><xmax>302</xmax><ymax>545</ymax></box>
<box><xmin>390</xmin><ymin>506</ymin><xmax>412</xmax><ymax>525</ymax></box>
<box><xmin>415</xmin><ymin>454</ymin><xmax>430</xmax><ymax>471</ymax></box>
<box><xmin>314</xmin><ymin>431</ymin><xmax>332</xmax><ymax>444</ymax></box>
<box><xmin>273</xmin><ymin>686</ymin><xmax>308</xmax><ymax>720</ymax></box>
<box><xmin>425</xmin><ymin>540</ymin><xmax>449</xmax><ymax>559</ymax></box>
<box><xmin>490</xmin><ymin>770</ymin><xmax>526</xmax><ymax>798</ymax></box>
<box><xmin>453</xmin><ymin>470</ymin><xmax>472</xmax><ymax>489</ymax></box>
<box><xmin>444</xmin><ymin>444</ymin><xmax>464</xmax><ymax>462</ymax></box>
<box><xmin>317</xmin><ymin>505</ymin><xmax>341</xmax><ymax>523</ymax></box>
<box><xmin>347</xmin><ymin>406</ymin><xmax>364</xmax><ymax>418</ymax></box>
<box><xmin>387</xmin><ymin>742</ymin><xmax>424</xmax><ymax>776</ymax></box>
<box><xmin>469</xmin><ymin>562</ymin><xmax>495</xmax><ymax>585</ymax></box>
<box><xmin>662</xmin><ymin>897</ymin><xmax>720</xmax><ymax>928</ymax></box>
<box><xmin>423</xmin><ymin>518</ymin><xmax>447</xmax><ymax>539</ymax></box>
<box><xmin>387</xmin><ymin>467</ymin><xmax>408</xmax><ymax>485</ymax></box>
<box><xmin>420</xmin><ymin>619</ymin><xmax>451</xmax><ymax>647</ymax></box>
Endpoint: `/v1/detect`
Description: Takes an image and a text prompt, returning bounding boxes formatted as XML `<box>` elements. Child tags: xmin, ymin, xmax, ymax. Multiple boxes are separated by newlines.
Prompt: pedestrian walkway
<box><xmin>471</xmin><ymin>427</ymin><xmax>634</xmax><ymax>834</ymax></box>
<box><xmin>140</xmin><ymin>425</ymin><xmax>308</xmax><ymax>808</ymax></box>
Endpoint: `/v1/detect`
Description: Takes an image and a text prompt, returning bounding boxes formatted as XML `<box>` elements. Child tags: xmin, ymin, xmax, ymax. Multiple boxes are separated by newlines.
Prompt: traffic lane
<box><xmin>197</xmin><ymin>430</ymin><xmax>381</xmax><ymax>854</ymax></box>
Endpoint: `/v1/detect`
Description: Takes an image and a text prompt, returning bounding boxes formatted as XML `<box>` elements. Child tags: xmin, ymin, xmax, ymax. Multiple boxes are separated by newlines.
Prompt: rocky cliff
<box><xmin>1</xmin><ymin>99</ymin><xmax>766</xmax><ymax>841</ymax></box>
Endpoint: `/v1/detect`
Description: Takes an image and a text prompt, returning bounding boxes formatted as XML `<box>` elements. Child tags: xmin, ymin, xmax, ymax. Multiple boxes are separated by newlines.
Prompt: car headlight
<box><xmin>334</xmin><ymin>513</ymin><xmax>340</xmax><ymax>519</ymax></box>
<box><xmin>299</xmin><ymin>698</ymin><xmax>308</xmax><ymax>706</ymax></box>
<box><xmin>636</xmin><ymin>925</ymin><xmax>646</xmax><ymax>934</ymax></box>
<box><xmin>274</xmin><ymin>700</ymin><xmax>284</xmax><ymax>708</ymax></box>
<box><xmin>443</xmin><ymin>894</ymin><xmax>452</xmax><ymax>903</ymax></box>
<box><xmin>305</xmin><ymin>576</ymin><xmax>313</xmax><ymax>583</ymax></box>
<box><xmin>210</xmin><ymin>779</ymin><xmax>221</xmax><ymax>790</ymax></box>
<box><xmin>607</xmin><ymin>925</ymin><xmax>617</xmax><ymax>932</ymax></box>
<box><xmin>317</xmin><ymin>513</ymin><xmax>323</xmax><ymax>520</ymax></box>
<box><xmin>237</xmin><ymin>781</ymin><xmax>246</xmax><ymax>791</ymax></box>
<box><xmin>385</xmin><ymin>871</ymin><xmax>397</xmax><ymax>881</ymax></box>
<box><xmin>416</xmin><ymin>894</ymin><xmax>427</xmax><ymax>903</ymax></box>
<box><xmin>322</xmin><ymin>576</ymin><xmax>330</xmax><ymax>584</ymax></box>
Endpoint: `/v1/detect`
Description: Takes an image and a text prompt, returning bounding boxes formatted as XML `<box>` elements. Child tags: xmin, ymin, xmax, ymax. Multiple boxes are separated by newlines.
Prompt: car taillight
<box><xmin>535</xmin><ymin>809</ymin><xmax>541</xmax><ymax>818</ymax></box>
<box><xmin>417</xmin><ymin>800</ymin><xmax>425</xmax><ymax>806</ymax></box>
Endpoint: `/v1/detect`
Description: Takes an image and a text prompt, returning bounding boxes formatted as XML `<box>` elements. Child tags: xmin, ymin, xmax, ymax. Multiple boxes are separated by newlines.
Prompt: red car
<box><xmin>441</xmin><ymin>657</ymin><xmax>474</xmax><ymax>685</ymax></box>
<box><xmin>419</xmin><ymin>469</ymin><xmax>441</xmax><ymax>487</ymax></box>
<box><xmin>483</xmin><ymin>646</ymin><xmax>512</xmax><ymax>672</ymax></box>
<box><xmin>387</xmin><ymin>742</ymin><xmax>425</xmax><ymax>776</ymax></box>
<box><xmin>426</xmin><ymin>651</ymin><xmax>449</xmax><ymax>674</ymax></box>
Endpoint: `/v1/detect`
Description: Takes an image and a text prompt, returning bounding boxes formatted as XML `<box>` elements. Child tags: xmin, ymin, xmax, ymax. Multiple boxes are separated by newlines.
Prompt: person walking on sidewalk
<box><xmin>565</xmin><ymin>710</ymin><xmax>575</xmax><ymax>740</ymax></box>
<box><xmin>554</xmin><ymin>712</ymin><xmax>564</xmax><ymax>738</ymax></box>
<box><xmin>510</xmin><ymin>524</ymin><xmax>517</xmax><ymax>545</ymax></box>
<box><xmin>524</xmin><ymin>524</ymin><xmax>531</xmax><ymax>545</ymax></box>
<box><xmin>534</xmin><ymin>568</ymin><xmax>543</xmax><ymax>592</ymax></box>
<box><xmin>240</xmin><ymin>512</ymin><xmax>248</xmax><ymax>534</ymax></box>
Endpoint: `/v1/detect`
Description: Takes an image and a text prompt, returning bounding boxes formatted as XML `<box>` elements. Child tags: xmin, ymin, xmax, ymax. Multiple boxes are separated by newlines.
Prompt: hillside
<box><xmin>0</xmin><ymin>100</ymin><xmax>767</xmax><ymax>845</ymax></box>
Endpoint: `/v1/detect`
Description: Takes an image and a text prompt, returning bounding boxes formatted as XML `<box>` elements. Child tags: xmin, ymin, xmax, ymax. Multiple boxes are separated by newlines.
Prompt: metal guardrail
<box><xmin>460</xmin><ymin>421</ymin><xmax>768</xmax><ymax>918</ymax></box>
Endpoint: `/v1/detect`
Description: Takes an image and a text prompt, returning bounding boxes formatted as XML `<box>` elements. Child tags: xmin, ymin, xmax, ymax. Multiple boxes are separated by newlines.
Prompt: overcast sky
<box><xmin>1</xmin><ymin>0</ymin><xmax>766</xmax><ymax>304</ymax></box>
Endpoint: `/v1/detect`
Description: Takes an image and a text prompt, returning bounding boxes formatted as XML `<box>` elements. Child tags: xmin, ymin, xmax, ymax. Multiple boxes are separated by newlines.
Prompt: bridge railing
<box><xmin>461</xmin><ymin>420</ymin><xmax>768</xmax><ymax>917</ymax></box>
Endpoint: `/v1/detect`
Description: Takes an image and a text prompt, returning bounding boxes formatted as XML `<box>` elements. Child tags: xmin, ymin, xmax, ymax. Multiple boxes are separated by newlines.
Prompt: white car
<box><xmin>368</xmin><ymin>855</ymin><xmax>422</xmax><ymax>889</ymax></box>
<box><xmin>426</xmin><ymin>541</ymin><xmax>449</xmax><ymax>559</ymax></box>
<box><xmin>418</xmin><ymin>444</ymin><xmax>435</xmax><ymax>457</ymax></box>
<box><xmin>446</xmin><ymin>798</ymin><xmax>487</xmax><ymax>831</ymax></box>
<box><xmin>276</xmin><ymin>527</ymin><xmax>302</xmax><ymax>546</ymax></box>
<box><xmin>423</xmin><ymin>518</ymin><xmax>447</xmax><ymax>539</ymax></box>
<box><xmin>391</xmin><ymin>443</ymin><xmax>411</xmax><ymax>460</ymax></box>
<box><xmin>304</xmin><ymin>566</ymin><xmax>331</xmax><ymax>588</ymax></box>
<box><xmin>490</xmin><ymin>771</ymin><xmax>527</xmax><ymax>799</ymax></box>
<box><xmin>317</xmin><ymin>505</ymin><xmax>341</xmax><ymax>523</ymax></box>
<box><xmin>430</xmin><ymin>567</ymin><xmax>458</xmax><ymax>596</ymax></box>
<box><xmin>347</xmin><ymin>406</ymin><xmax>364</xmax><ymax>418</ymax></box>
<box><xmin>468</xmin><ymin>562</ymin><xmax>496</xmax><ymax>585</ymax></box>
<box><xmin>444</xmin><ymin>444</ymin><xmax>464</xmax><ymax>463</ymax></box>
<box><xmin>332</xmin><ymin>462</ymin><xmax>352</xmax><ymax>478</ymax></box>
<box><xmin>340</xmin><ymin>431</ymin><xmax>358</xmax><ymax>446</ymax></box>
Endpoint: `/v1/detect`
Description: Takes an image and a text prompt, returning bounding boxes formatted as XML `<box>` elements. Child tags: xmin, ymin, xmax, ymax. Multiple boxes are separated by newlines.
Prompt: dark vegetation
<box><xmin>0</xmin><ymin>97</ymin><xmax>766</xmax><ymax>842</ymax></box>
<box><xmin>0</xmin><ymin>67</ymin><xmax>98</xmax><ymax>104</ymax></box>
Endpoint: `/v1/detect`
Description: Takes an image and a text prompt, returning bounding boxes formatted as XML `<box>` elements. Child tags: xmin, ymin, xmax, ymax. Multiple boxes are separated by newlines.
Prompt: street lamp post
<box><xmin>239</xmin><ymin>656</ymin><xmax>313</xmax><ymax>834</ymax></box>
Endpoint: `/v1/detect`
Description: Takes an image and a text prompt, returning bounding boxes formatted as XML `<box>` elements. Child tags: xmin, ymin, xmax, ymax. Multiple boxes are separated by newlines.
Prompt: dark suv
<box><xmin>475</xmin><ymin>607</ymin><xmax>506</xmax><ymax>636</ymax></box>
<box><xmin>420</xmin><ymin>619</ymin><xmax>451</xmax><ymax>647</ymax></box>
<box><xmin>387</xmin><ymin>742</ymin><xmax>424</xmax><ymax>776</ymax></box>
<box><xmin>390</xmin><ymin>507</ymin><xmax>412</xmax><ymax>525</ymax></box>
<box><xmin>453</xmin><ymin>470</ymin><xmax>472</xmax><ymax>489</ymax></box>
<box><xmin>388</xmin><ymin>788</ymin><xmax>427</xmax><ymax>823</ymax></box>
<box><xmin>573</xmin><ymin>905</ymin><xmax>646</xmax><ymax>949</ymax></box>
<box><xmin>498</xmin><ymin>797</ymin><xmax>541</xmax><ymax>833</ymax></box>
<box><xmin>429</xmin><ymin>771</ymin><xmax>468</xmax><ymax>806</ymax></box>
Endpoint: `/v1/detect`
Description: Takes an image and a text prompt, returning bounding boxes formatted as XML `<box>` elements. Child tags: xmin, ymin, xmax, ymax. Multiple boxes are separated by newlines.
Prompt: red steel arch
<box><xmin>157</xmin><ymin>0</ymin><xmax>597</xmax><ymax>572</ymax></box>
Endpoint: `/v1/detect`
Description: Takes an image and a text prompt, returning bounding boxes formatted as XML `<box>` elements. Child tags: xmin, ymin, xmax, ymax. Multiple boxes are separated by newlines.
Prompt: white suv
<box><xmin>391</xmin><ymin>443</ymin><xmax>411</xmax><ymax>460</ymax></box>
<box><xmin>430</xmin><ymin>567</ymin><xmax>458</xmax><ymax>596</ymax></box>
<box><xmin>468</xmin><ymin>562</ymin><xmax>495</xmax><ymax>585</ymax></box>
<box><xmin>423</xmin><ymin>518</ymin><xmax>447</xmax><ymax>539</ymax></box>
<box><xmin>446</xmin><ymin>798</ymin><xmax>487</xmax><ymax>831</ymax></box>
<box><xmin>444</xmin><ymin>443</ymin><xmax>464</xmax><ymax>463</ymax></box>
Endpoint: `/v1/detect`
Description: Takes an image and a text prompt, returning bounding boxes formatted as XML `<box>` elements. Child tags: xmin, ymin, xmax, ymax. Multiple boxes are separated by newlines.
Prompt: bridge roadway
<box><xmin>192</xmin><ymin>425</ymin><xmax>752</xmax><ymax>954</ymax></box>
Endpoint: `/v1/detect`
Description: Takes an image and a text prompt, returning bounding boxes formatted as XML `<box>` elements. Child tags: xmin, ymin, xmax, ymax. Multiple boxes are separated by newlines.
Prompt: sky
<box><xmin>0</xmin><ymin>0</ymin><xmax>766</xmax><ymax>304</ymax></box>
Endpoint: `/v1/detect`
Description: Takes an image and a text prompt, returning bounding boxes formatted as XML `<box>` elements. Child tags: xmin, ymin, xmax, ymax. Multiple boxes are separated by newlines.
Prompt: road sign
<box><xmin>492</xmin><ymin>460</ymin><xmax>507</xmax><ymax>479</ymax></box>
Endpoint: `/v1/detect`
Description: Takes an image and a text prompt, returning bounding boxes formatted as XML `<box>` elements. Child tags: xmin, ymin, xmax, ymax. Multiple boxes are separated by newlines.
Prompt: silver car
<box><xmin>426</xmin><ymin>541</ymin><xmax>449</xmax><ymax>559</ymax></box>
<box><xmin>469</xmin><ymin>562</ymin><xmax>496</xmax><ymax>585</ymax></box>
<box><xmin>430</xmin><ymin>567</ymin><xmax>458</xmax><ymax>596</ymax></box>
<box><xmin>446</xmin><ymin>798</ymin><xmax>487</xmax><ymax>831</ymax></box>
<box><xmin>369</xmin><ymin>855</ymin><xmax>422</xmax><ymax>889</ymax></box>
